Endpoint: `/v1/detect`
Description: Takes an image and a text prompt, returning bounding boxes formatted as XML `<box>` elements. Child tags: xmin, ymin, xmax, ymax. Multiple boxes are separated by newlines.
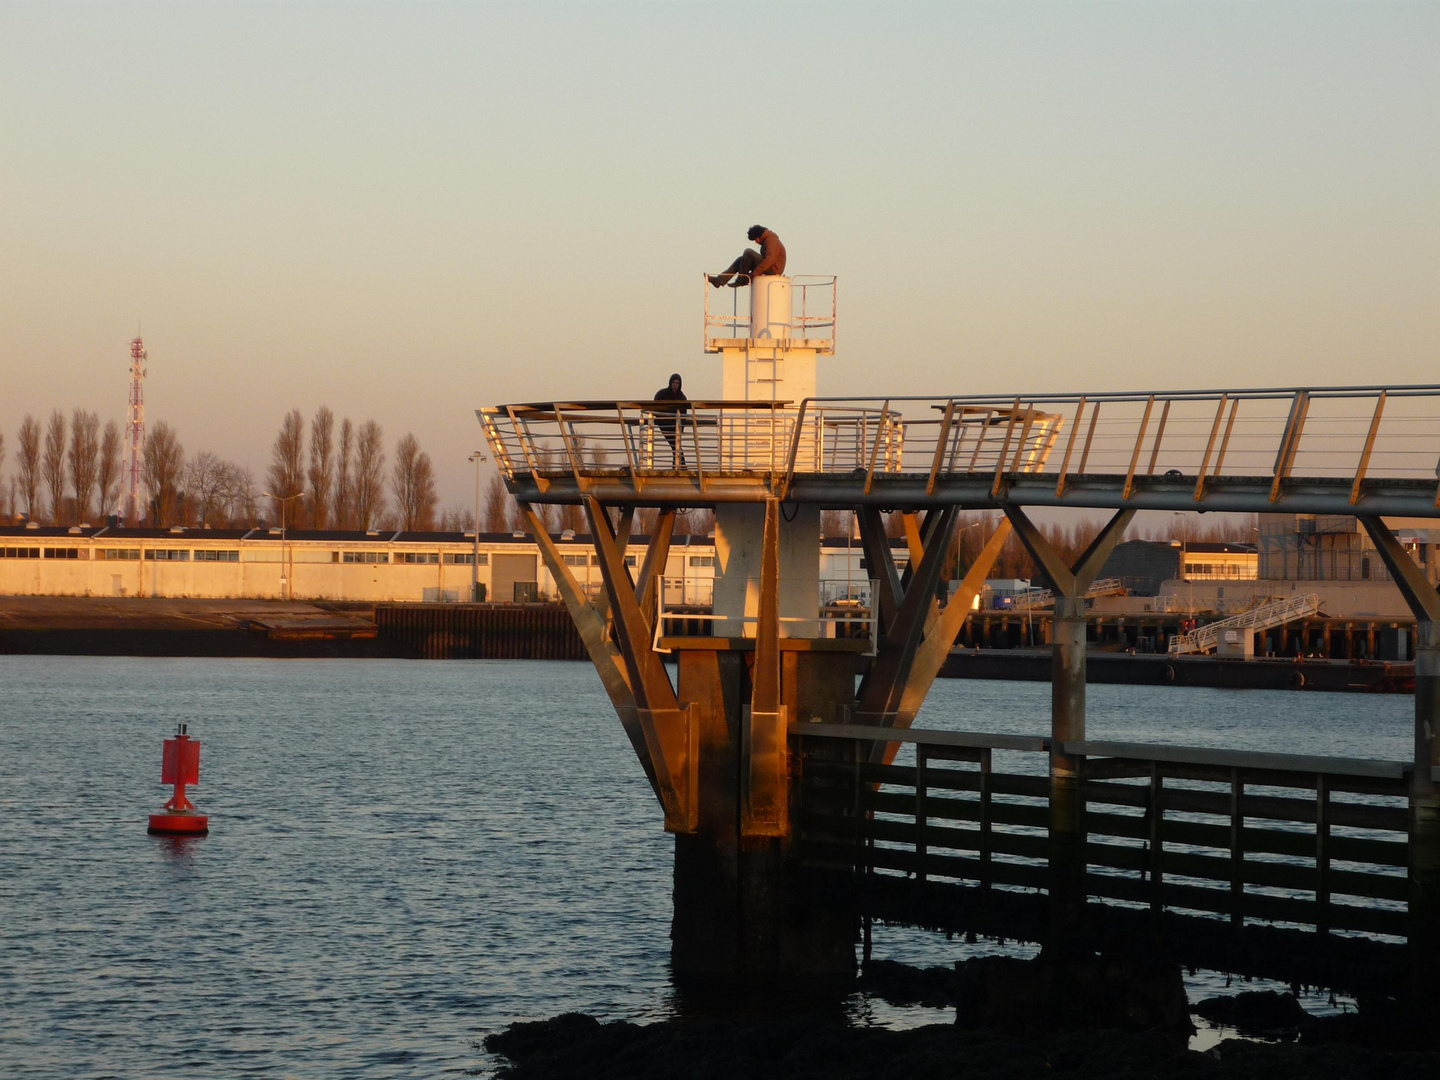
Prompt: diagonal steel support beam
<box><xmin>1359</xmin><ymin>517</ymin><xmax>1440</xmax><ymax>624</ymax></box>
<box><xmin>856</xmin><ymin>505</ymin><xmax>959</xmax><ymax>760</ymax></box>
<box><xmin>1005</xmin><ymin>507</ymin><xmax>1135</xmax><ymax>600</ymax></box>
<box><xmin>889</xmin><ymin>518</ymin><xmax>1014</xmax><ymax>749</ymax></box>
<box><xmin>742</xmin><ymin>498</ymin><xmax>787</xmax><ymax>836</ymax></box>
<box><xmin>634</xmin><ymin>509</ymin><xmax>675</xmax><ymax>624</ymax></box>
<box><xmin>857</xmin><ymin>507</ymin><xmax>903</xmax><ymax>634</ymax></box>
<box><xmin>591</xmin><ymin>506</ymin><xmax>635</xmax><ymax>628</ymax></box>
<box><xmin>518</xmin><ymin>503</ymin><xmax>659</xmax><ymax>800</ymax></box>
<box><xmin>586</xmin><ymin>496</ymin><xmax>696</xmax><ymax>832</ymax></box>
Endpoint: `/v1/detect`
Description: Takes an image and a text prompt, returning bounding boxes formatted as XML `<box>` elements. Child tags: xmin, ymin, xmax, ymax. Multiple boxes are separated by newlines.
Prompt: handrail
<box><xmin>789</xmin><ymin>722</ymin><xmax>1411</xmax><ymax>779</ymax></box>
<box><xmin>480</xmin><ymin>384</ymin><xmax>1440</xmax><ymax>516</ymax></box>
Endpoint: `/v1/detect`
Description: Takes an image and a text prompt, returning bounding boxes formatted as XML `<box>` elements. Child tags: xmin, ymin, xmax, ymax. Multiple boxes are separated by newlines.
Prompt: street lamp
<box><xmin>262</xmin><ymin>490</ymin><xmax>305</xmax><ymax>601</ymax></box>
<box><xmin>469</xmin><ymin>452</ymin><xmax>486</xmax><ymax>602</ymax></box>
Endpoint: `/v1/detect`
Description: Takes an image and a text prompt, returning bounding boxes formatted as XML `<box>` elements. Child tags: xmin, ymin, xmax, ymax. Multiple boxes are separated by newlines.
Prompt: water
<box><xmin>0</xmin><ymin>658</ymin><xmax>1413</xmax><ymax>1076</ymax></box>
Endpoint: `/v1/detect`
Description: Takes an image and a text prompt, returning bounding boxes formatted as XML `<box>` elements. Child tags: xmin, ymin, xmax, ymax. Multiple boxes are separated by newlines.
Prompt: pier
<box><xmin>482</xmin><ymin>279</ymin><xmax>1440</xmax><ymax>1002</ymax></box>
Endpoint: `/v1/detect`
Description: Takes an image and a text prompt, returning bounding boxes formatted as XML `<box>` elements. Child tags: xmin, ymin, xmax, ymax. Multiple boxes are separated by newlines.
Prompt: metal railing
<box><xmin>1011</xmin><ymin>577</ymin><xmax>1126</xmax><ymax>611</ymax></box>
<box><xmin>795</xmin><ymin>723</ymin><xmax>1414</xmax><ymax>980</ymax></box>
<box><xmin>653</xmin><ymin>575</ymin><xmax>877</xmax><ymax>652</ymax></box>
<box><xmin>482</xmin><ymin>385</ymin><xmax>1440</xmax><ymax>509</ymax></box>
<box><xmin>702</xmin><ymin>274</ymin><xmax>837</xmax><ymax>351</ymax></box>
<box><xmin>480</xmin><ymin>398</ymin><xmax>1059</xmax><ymax>490</ymax></box>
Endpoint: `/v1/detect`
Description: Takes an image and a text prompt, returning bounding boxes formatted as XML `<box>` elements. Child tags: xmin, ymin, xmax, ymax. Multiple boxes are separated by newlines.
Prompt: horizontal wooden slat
<box><xmin>795</xmin><ymin>722</ymin><xmax>1046</xmax><ymax>753</ymax></box>
<box><xmin>1064</xmin><ymin>740</ymin><xmax>1408</xmax><ymax>780</ymax></box>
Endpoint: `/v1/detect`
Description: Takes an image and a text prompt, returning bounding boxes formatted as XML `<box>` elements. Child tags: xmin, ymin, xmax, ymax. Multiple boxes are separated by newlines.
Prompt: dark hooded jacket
<box><xmin>654</xmin><ymin>374</ymin><xmax>687</xmax><ymax>405</ymax></box>
<box><xmin>654</xmin><ymin>374</ymin><xmax>688</xmax><ymax>430</ymax></box>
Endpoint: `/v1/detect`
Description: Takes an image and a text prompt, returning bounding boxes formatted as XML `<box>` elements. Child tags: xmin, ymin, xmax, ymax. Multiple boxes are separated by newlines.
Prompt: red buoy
<box><xmin>148</xmin><ymin>722</ymin><xmax>209</xmax><ymax>835</ymax></box>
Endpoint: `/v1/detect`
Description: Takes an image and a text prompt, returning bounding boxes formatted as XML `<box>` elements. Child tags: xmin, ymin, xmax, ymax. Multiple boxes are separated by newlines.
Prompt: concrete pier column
<box><xmin>1411</xmin><ymin>620</ymin><xmax>1440</xmax><ymax>998</ymax></box>
<box><xmin>1050</xmin><ymin>596</ymin><xmax>1088</xmax><ymax>952</ymax></box>
<box><xmin>1005</xmin><ymin>505</ymin><xmax>1134</xmax><ymax>958</ymax></box>
<box><xmin>1356</xmin><ymin>516</ymin><xmax>1440</xmax><ymax>1002</ymax></box>
<box><xmin>669</xmin><ymin>645</ymin><xmax>859</xmax><ymax>983</ymax></box>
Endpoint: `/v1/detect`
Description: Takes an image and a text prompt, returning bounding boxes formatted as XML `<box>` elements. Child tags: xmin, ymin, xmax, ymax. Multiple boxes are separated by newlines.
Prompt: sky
<box><xmin>2</xmin><ymin>1</ymin><xmax>1436</xmax><ymax>512</ymax></box>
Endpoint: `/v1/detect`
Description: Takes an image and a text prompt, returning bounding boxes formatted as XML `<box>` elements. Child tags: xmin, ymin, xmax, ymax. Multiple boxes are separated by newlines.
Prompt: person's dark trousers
<box><xmin>659</xmin><ymin>421</ymin><xmax>686</xmax><ymax>468</ymax></box>
<box><xmin>709</xmin><ymin>249</ymin><xmax>762</xmax><ymax>287</ymax></box>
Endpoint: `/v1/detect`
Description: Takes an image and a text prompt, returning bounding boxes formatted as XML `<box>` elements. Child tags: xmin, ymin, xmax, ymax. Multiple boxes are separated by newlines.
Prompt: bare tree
<box><xmin>438</xmin><ymin>506</ymin><xmax>475</xmax><ymax>532</ymax></box>
<box><xmin>483</xmin><ymin>472</ymin><xmax>512</xmax><ymax>533</ymax></box>
<box><xmin>334</xmin><ymin>417</ymin><xmax>355</xmax><ymax>529</ymax></box>
<box><xmin>184</xmin><ymin>451</ymin><xmax>232</xmax><ymax>527</ymax></box>
<box><xmin>391</xmin><ymin>432</ymin><xmax>438</xmax><ymax>531</ymax></box>
<box><xmin>222</xmin><ymin>464</ymin><xmax>259</xmax><ymax>527</ymax></box>
<box><xmin>16</xmin><ymin>415</ymin><xmax>41</xmax><ymax>520</ymax></box>
<box><xmin>266</xmin><ymin>409</ymin><xmax>306</xmax><ymax>525</ymax></box>
<box><xmin>97</xmin><ymin>420</ymin><xmax>123</xmax><ymax>519</ymax></box>
<box><xmin>557</xmin><ymin>502</ymin><xmax>585</xmax><ymax>534</ymax></box>
<box><xmin>820</xmin><ymin>510</ymin><xmax>852</xmax><ymax>538</ymax></box>
<box><xmin>353</xmin><ymin>420</ymin><xmax>386</xmax><ymax>530</ymax></box>
<box><xmin>308</xmin><ymin>405</ymin><xmax>336</xmax><ymax>530</ymax></box>
<box><xmin>142</xmin><ymin>421</ymin><xmax>185</xmax><ymax>526</ymax></box>
<box><xmin>42</xmin><ymin>410</ymin><xmax>67</xmax><ymax>524</ymax></box>
<box><xmin>67</xmin><ymin>409</ymin><xmax>101</xmax><ymax>523</ymax></box>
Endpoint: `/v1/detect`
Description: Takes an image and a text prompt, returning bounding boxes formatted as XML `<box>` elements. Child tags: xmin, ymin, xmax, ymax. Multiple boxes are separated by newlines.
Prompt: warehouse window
<box><xmin>194</xmin><ymin>550</ymin><xmax>240</xmax><ymax>563</ymax></box>
<box><xmin>342</xmin><ymin>551</ymin><xmax>388</xmax><ymax>564</ymax></box>
<box><xmin>145</xmin><ymin>549</ymin><xmax>190</xmax><ymax>561</ymax></box>
<box><xmin>99</xmin><ymin>549</ymin><xmax>141</xmax><ymax>561</ymax></box>
<box><xmin>43</xmin><ymin>547</ymin><xmax>84</xmax><ymax>559</ymax></box>
<box><xmin>1</xmin><ymin>547</ymin><xmax>41</xmax><ymax>559</ymax></box>
<box><xmin>562</xmin><ymin>554</ymin><xmax>588</xmax><ymax>566</ymax></box>
<box><xmin>688</xmin><ymin>556</ymin><xmax>714</xmax><ymax>567</ymax></box>
<box><xmin>444</xmin><ymin>552</ymin><xmax>487</xmax><ymax>565</ymax></box>
<box><xmin>396</xmin><ymin>552</ymin><xmax>440</xmax><ymax>564</ymax></box>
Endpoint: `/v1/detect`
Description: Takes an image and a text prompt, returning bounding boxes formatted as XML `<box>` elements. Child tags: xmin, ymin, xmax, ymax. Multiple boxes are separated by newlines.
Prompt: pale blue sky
<box><xmin>2</xmin><ymin>2</ymin><xmax>1436</xmax><ymax>509</ymax></box>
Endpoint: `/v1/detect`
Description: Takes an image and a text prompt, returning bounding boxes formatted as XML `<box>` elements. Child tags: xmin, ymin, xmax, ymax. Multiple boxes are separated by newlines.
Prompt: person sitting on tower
<box><xmin>708</xmin><ymin>225</ymin><xmax>786</xmax><ymax>288</ymax></box>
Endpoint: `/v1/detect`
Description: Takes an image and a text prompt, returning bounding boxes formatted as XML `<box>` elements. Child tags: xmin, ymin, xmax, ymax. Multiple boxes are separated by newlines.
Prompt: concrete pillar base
<box><xmin>669</xmin><ymin>646</ymin><xmax>858</xmax><ymax>981</ymax></box>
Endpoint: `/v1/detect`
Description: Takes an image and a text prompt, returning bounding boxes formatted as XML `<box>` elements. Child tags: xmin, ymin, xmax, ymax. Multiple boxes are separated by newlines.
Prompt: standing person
<box><xmin>653</xmin><ymin>373</ymin><xmax>688</xmax><ymax>468</ymax></box>
<box><xmin>708</xmin><ymin>225</ymin><xmax>786</xmax><ymax>288</ymax></box>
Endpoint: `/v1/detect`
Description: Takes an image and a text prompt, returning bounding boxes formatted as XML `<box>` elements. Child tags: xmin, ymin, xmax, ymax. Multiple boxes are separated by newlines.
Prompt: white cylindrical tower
<box><xmin>750</xmin><ymin>276</ymin><xmax>792</xmax><ymax>341</ymax></box>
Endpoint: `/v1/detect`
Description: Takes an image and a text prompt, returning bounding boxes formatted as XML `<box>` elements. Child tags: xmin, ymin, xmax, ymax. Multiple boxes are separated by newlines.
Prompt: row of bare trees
<box><xmin>3</xmin><ymin>410</ymin><xmax>126</xmax><ymax>525</ymax></box>
<box><xmin>4</xmin><ymin>407</ymin><xmax>455</xmax><ymax>531</ymax></box>
<box><xmin>263</xmin><ymin>407</ymin><xmax>440</xmax><ymax>531</ymax></box>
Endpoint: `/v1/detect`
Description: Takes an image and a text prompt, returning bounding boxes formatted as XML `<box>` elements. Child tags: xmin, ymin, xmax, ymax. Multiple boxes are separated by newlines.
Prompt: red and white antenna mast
<box><xmin>125</xmin><ymin>335</ymin><xmax>147</xmax><ymax>525</ymax></box>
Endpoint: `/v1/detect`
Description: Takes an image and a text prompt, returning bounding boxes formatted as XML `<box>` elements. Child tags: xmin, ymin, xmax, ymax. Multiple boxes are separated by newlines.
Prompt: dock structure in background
<box><xmin>482</xmin><ymin>276</ymin><xmax>1440</xmax><ymax>996</ymax></box>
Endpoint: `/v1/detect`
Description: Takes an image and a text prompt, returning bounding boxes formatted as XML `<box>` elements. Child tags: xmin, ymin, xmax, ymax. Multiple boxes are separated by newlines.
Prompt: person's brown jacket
<box><xmin>754</xmin><ymin>230</ymin><xmax>787</xmax><ymax>277</ymax></box>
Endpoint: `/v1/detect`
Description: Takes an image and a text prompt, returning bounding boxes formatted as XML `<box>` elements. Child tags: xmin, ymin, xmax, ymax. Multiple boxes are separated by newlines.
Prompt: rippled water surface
<box><xmin>0</xmin><ymin>657</ymin><xmax>1412</xmax><ymax>1077</ymax></box>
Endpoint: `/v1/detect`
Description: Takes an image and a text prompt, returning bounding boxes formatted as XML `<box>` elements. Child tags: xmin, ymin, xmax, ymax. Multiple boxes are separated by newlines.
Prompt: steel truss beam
<box><xmin>848</xmin><ymin>512</ymin><xmax>1014</xmax><ymax>764</ymax></box>
<box><xmin>502</xmin><ymin>474</ymin><xmax>1440</xmax><ymax>520</ymax></box>
<box><xmin>584</xmin><ymin>497</ymin><xmax>697</xmax><ymax>832</ymax></box>
<box><xmin>518</xmin><ymin>502</ymin><xmax>657</xmax><ymax>797</ymax></box>
<box><xmin>1004</xmin><ymin>506</ymin><xmax>1136</xmax><ymax>606</ymax></box>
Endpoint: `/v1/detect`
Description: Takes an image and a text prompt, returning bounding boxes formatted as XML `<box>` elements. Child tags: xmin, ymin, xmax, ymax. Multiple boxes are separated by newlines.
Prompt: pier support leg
<box><xmin>1006</xmin><ymin>507</ymin><xmax>1134</xmax><ymax>956</ymax></box>
<box><xmin>670</xmin><ymin>645</ymin><xmax>859</xmax><ymax>983</ymax></box>
<box><xmin>1358</xmin><ymin>517</ymin><xmax>1440</xmax><ymax>1003</ymax></box>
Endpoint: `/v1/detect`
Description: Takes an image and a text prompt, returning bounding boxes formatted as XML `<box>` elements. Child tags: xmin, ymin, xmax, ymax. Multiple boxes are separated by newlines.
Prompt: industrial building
<box><xmin>0</xmin><ymin>525</ymin><xmax>885</xmax><ymax>606</ymax></box>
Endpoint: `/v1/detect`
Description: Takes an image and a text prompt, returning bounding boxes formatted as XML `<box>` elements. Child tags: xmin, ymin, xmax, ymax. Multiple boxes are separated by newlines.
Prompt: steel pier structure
<box><xmin>483</xmin><ymin>313</ymin><xmax>1440</xmax><ymax>992</ymax></box>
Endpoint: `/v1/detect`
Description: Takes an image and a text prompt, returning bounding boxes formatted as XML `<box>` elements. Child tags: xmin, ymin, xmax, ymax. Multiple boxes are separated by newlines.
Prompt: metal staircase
<box><xmin>1168</xmin><ymin>593</ymin><xmax>1322</xmax><ymax>655</ymax></box>
<box><xmin>1011</xmin><ymin>577</ymin><xmax>1126</xmax><ymax>610</ymax></box>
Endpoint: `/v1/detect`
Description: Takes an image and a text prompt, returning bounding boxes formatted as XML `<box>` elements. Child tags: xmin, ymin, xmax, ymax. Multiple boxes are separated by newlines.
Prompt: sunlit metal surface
<box><xmin>481</xmin><ymin>384</ymin><xmax>1440</xmax><ymax>516</ymax></box>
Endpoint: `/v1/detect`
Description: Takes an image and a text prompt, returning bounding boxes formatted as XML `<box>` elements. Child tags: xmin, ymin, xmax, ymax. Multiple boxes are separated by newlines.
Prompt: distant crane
<box><xmin>125</xmin><ymin>335</ymin><xmax>147</xmax><ymax>524</ymax></box>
